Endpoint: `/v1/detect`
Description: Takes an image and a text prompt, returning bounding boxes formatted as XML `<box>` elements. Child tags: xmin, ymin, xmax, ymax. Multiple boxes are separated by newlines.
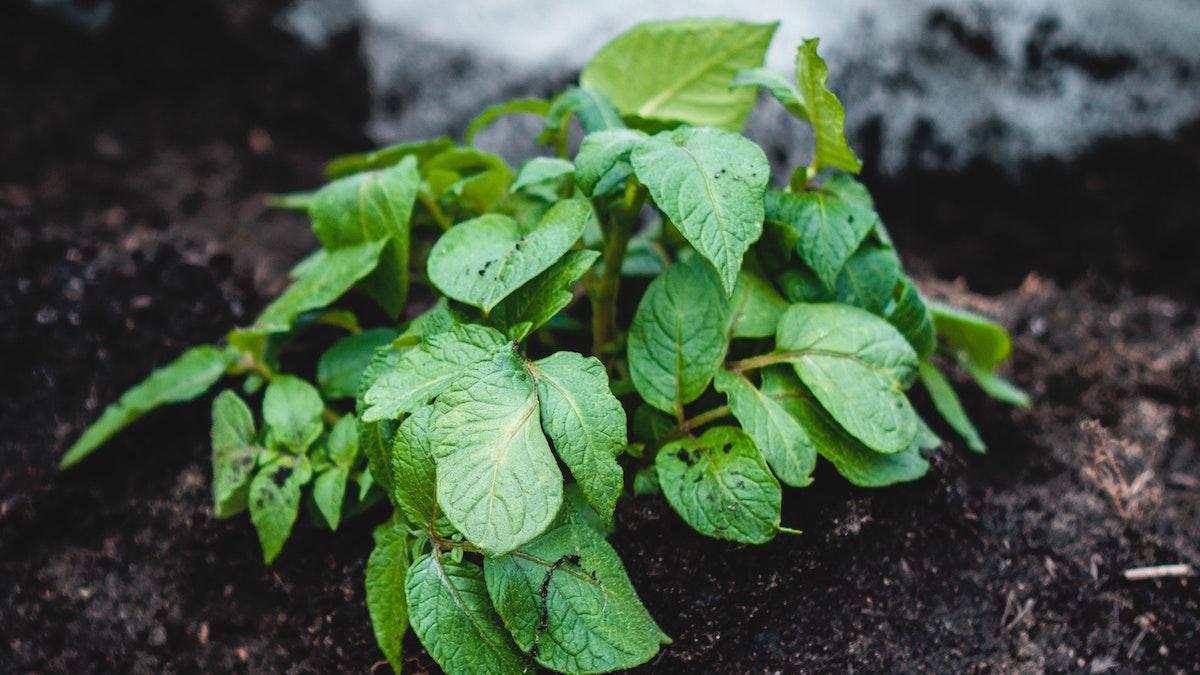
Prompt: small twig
<box><xmin>1122</xmin><ymin>564</ymin><xmax>1194</xmax><ymax>581</ymax></box>
<box><xmin>1003</xmin><ymin>598</ymin><xmax>1035</xmax><ymax>631</ymax></box>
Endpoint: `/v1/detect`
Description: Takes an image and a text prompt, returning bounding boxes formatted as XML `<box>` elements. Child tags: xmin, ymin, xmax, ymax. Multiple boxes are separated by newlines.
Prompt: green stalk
<box><xmin>589</xmin><ymin>187</ymin><xmax>644</xmax><ymax>368</ymax></box>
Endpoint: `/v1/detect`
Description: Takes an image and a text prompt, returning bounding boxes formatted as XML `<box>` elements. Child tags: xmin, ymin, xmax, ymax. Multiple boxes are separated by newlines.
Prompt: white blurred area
<box><xmin>284</xmin><ymin>0</ymin><xmax>1200</xmax><ymax>173</ymax></box>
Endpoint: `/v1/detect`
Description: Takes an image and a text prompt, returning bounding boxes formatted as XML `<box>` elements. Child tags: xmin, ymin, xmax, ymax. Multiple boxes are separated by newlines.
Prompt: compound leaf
<box><xmin>490</xmin><ymin>249</ymin><xmax>599</xmax><ymax>340</ymax></box>
<box><xmin>254</xmin><ymin>239</ymin><xmax>387</xmax><ymax>333</ymax></box>
<box><xmin>631</xmin><ymin>127</ymin><xmax>769</xmax><ymax>293</ymax></box>
<box><xmin>249</xmin><ymin>452</ymin><xmax>312</xmax><ymax>564</ymax></box>
<box><xmin>210</xmin><ymin>389</ymin><xmax>260</xmax><ymax>518</ymax></box>
<box><xmin>714</xmin><ymin>369</ymin><xmax>815</xmax><ymax>487</ymax></box>
<box><xmin>918</xmin><ymin>361</ymin><xmax>986</xmax><ymax>453</ymax></box>
<box><xmin>430</xmin><ymin>350</ymin><xmax>563</xmax><ymax>556</ymax></box>
<box><xmin>365</xmin><ymin>519</ymin><xmax>410</xmax><ymax>673</ymax></box>
<box><xmin>316</xmin><ymin>328</ymin><xmax>400</xmax><ymax>400</ymax></box>
<box><xmin>485</xmin><ymin>524</ymin><xmax>668</xmax><ymax>672</ymax></box>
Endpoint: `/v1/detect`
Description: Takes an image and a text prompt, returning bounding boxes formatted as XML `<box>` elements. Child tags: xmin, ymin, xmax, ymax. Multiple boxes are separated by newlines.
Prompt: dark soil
<box><xmin>3</xmin><ymin>2</ymin><xmax>1198</xmax><ymax>673</ymax></box>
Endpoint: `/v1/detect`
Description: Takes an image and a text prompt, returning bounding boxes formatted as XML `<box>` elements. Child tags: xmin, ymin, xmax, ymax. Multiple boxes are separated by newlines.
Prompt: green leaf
<box><xmin>362</xmin><ymin>324</ymin><xmax>508</xmax><ymax>422</ymax></box>
<box><xmin>253</xmin><ymin>239</ymin><xmax>387</xmax><ymax>333</ymax></box>
<box><xmin>310</xmin><ymin>157</ymin><xmax>420</xmax><ymax>317</ymax></box>
<box><xmin>210</xmin><ymin>390</ymin><xmax>260</xmax><ymax>518</ymax></box>
<box><xmin>760</xmin><ymin>367</ymin><xmax>929</xmax><ymax>487</ymax></box>
<box><xmin>775</xmin><ymin>303</ymin><xmax>919</xmax><ymax>453</ymax></box>
<box><xmin>961</xmin><ymin>359</ymin><xmax>1032</xmax><ymax>407</ymax></box>
<box><xmin>656</xmin><ymin>426</ymin><xmax>782</xmax><ymax>543</ymax></box>
<box><xmin>406</xmin><ymin>553</ymin><xmax>525</xmax><ymax>674</ymax></box>
<box><xmin>262</xmin><ymin>375</ymin><xmax>324</xmax><ymax>453</ymax></box>
<box><xmin>628</xmin><ymin>255</ymin><xmax>729</xmax><ymax>414</ymax></box>
<box><xmin>366</xmin><ymin>519</ymin><xmax>410</xmax><ymax>674</ymax></box>
<box><xmin>490</xmin><ymin>249</ymin><xmax>599</xmax><ymax>340</ymax></box>
<box><xmin>581</xmin><ymin>19</ymin><xmax>778</xmax><ymax>131</ymax></box>
<box><xmin>918</xmin><ymin>361</ymin><xmax>986</xmax><ymax>453</ymax></box>
<box><xmin>464</xmin><ymin>97</ymin><xmax>551</xmax><ymax>146</ymax></box>
<box><xmin>510</xmin><ymin>156</ymin><xmax>574</xmax><ymax>195</ymax></box>
<box><xmin>317</xmin><ymin>328</ymin><xmax>400</xmax><ymax>400</ymax></box>
<box><xmin>777</xmin><ymin>266</ymin><xmax>832</xmax><ymax>304</ymax></box>
<box><xmin>929</xmin><ymin>301</ymin><xmax>1013</xmax><ymax>370</ymax></box>
<box><xmin>528</xmin><ymin>352</ymin><xmax>626</xmax><ymax>525</ymax></box>
<box><xmin>714</xmin><ymin>369</ymin><xmax>816</xmax><ymax>487</ymax></box>
<box><xmin>249</xmin><ymin>452</ymin><xmax>312</xmax><ymax>564</ymax></box>
<box><xmin>552</xmin><ymin>484</ymin><xmax>613</xmax><ymax>536</ymax></box>
<box><xmin>324</xmin><ymin>137</ymin><xmax>455</xmax><ymax>180</ymax></box>
<box><xmin>573</xmin><ymin>129</ymin><xmax>647</xmax><ymax>197</ymax></box>
<box><xmin>633</xmin><ymin>466</ymin><xmax>660</xmax><ymax>496</ymax></box>
<box><xmin>763</xmin><ymin>176</ymin><xmax>878</xmax><ymax>290</ymax></box>
<box><xmin>731</xmin><ymin>67</ymin><xmax>806</xmax><ymax>117</ymax></box>
<box><xmin>631</xmin><ymin>127</ymin><xmax>770</xmax><ymax>293</ymax></box>
<box><xmin>326</xmin><ymin>414</ymin><xmax>359</xmax><ymax>467</ymax></box>
<box><xmin>834</xmin><ymin>247</ymin><xmax>901</xmax><ymax>315</ymax></box>
<box><xmin>313</xmin><ymin>466</ymin><xmax>349</xmax><ymax>530</ymax></box>
<box><xmin>888</xmin><ymin>277</ymin><xmax>937</xmax><ymax>359</ymax></box>
<box><xmin>542</xmin><ymin>85</ymin><xmax>626</xmax><ymax>141</ymax></box>
<box><xmin>485</xmin><ymin>524</ymin><xmax>668</xmax><ymax>672</ymax></box>
<box><xmin>427</xmin><ymin>198</ymin><xmax>591</xmax><ymax>312</ymax></box>
<box><xmin>360</xmin><ymin>418</ymin><xmax>397</xmax><ymax>506</ymax></box>
<box><xmin>389</xmin><ymin>405</ymin><xmax>453</xmax><ymax>532</ymax></box>
<box><xmin>61</xmin><ymin>345</ymin><xmax>231</xmax><ymax>468</ymax></box>
<box><xmin>430</xmin><ymin>349</ymin><xmax>563</xmax><ymax>555</ymax></box>
<box><xmin>728</xmin><ymin>269</ymin><xmax>788</xmax><ymax>339</ymax></box>
<box><xmin>632</xmin><ymin>405</ymin><xmax>675</xmax><ymax>446</ymax></box>
<box><xmin>424</xmin><ymin>147</ymin><xmax>515</xmax><ymax>217</ymax></box>
<box><xmin>794</xmin><ymin>38</ymin><xmax>862</xmax><ymax>175</ymax></box>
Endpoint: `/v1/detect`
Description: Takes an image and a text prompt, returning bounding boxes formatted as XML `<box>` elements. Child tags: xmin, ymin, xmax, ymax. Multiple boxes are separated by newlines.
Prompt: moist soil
<box><xmin>3</xmin><ymin>3</ymin><xmax>1198</xmax><ymax>673</ymax></box>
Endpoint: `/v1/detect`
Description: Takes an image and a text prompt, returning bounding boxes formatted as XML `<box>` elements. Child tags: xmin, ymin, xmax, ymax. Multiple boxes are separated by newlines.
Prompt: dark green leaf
<box><xmin>714</xmin><ymin>369</ymin><xmax>816</xmax><ymax>487</ymax></box>
<box><xmin>888</xmin><ymin>277</ymin><xmax>937</xmax><ymax>359</ymax></box>
<box><xmin>729</xmin><ymin>269</ymin><xmax>789</xmax><ymax>339</ymax></box>
<box><xmin>490</xmin><ymin>249</ymin><xmax>599</xmax><ymax>340</ymax></box>
<box><xmin>324</xmin><ymin>137</ymin><xmax>455</xmax><ymax>180</ymax></box>
<box><xmin>366</xmin><ymin>519</ymin><xmax>410</xmax><ymax>673</ymax></box>
<box><xmin>317</xmin><ymin>328</ymin><xmax>400</xmax><ymax>400</ymax></box>
<box><xmin>834</xmin><ymin>247</ymin><xmax>901</xmax><ymax>315</ymax></box>
<box><xmin>763</xmin><ymin>176</ymin><xmax>878</xmax><ymax>290</ymax></box>
<box><xmin>210</xmin><ymin>389</ymin><xmax>260</xmax><ymax>518</ymax></box>
<box><xmin>253</xmin><ymin>239</ymin><xmax>387</xmax><ymax>333</ymax></box>
<box><xmin>919</xmin><ymin>361</ymin><xmax>986</xmax><ymax>453</ymax></box>
<box><xmin>249</xmin><ymin>452</ymin><xmax>312</xmax><ymax>564</ymax></box>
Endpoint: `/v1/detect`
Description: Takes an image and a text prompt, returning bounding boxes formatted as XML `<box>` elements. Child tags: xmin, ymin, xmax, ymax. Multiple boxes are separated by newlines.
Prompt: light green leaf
<box><xmin>582</xmin><ymin>19</ymin><xmax>777</xmax><ymax>131</ymax></box>
<box><xmin>324</xmin><ymin>136</ymin><xmax>455</xmax><ymax>180</ymax></box>
<box><xmin>389</xmin><ymin>405</ymin><xmax>454</xmax><ymax>533</ymax></box>
<box><xmin>631</xmin><ymin>127</ymin><xmax>770</xmax><ymax>293</ymax></box>
<box><xmin>888</xmin><ymin>277</ymin><xmax>937</xmax><ymax>359</ymax></box>
<box><xmin>485</xmin><ymin>524</ymin><xmax>668</xmax><ymax>672</ymax></box>
<box><xmin>628</xmin><ymin>255</ymin><xmax>729</xmax><ymax>414</ymax></box>
<box><xmin>763</xmin><ymin>176</ymin><xmax>878</xmax><ymax>290</ymax></box>
<box><xmin>361</xmin><ymin>324</ymin><xmax>508</xmax><ymax>422</ymax></box>
<box><xmin>313</xmin><ymin>466</ymin><xmax>349</xmax><ymax>530</ymax></box>
<box><xmin>731</xmin><ymin>67</ymin><xmax>806</xmax><ymax>117</ymax></box>
<box><xmin>529</xmin><ymin>352</ymin><xmax>626</xmax><ymax>524</ymax></box>
<box><xmin>430</xmin><ymin>350</ymin><xmax>563</xmax><ymax>555</ymax></box>
<box><xmin>317</xmin><ymin>328</ymin><xmax>400</xmax><ymax>400</ymax></box>
<box><xmin>510</xmin><ymin>156</ymin><xmax>574</xmax><ymax>195</ymax></box>
<box><xmin>326</xmin><ymin>414</ymin><xmax>359</xmax><ymax>467</ymax></box>
<box><xmin>656</xmin><ymin>426</ymin><xmax>782</xmax><ymax>543</ymax></box>
<box><xmin>542</xmin><ymin>85</ymin><xmax>625</xmax><ymax>140</ymax></box>
<box><xmin>919</xmin><ymin>361</ymin><xmax>986</xmax><ymax>453</ymax></box>
<box><xmin>61</xmin><ymin>345</ymin><xmax>231</xmax><ymax>468</ymax></box>
<box><xmin>793</xmin><ymin>38</ymin><xmax>861</xmax><ymax>174</ymax></box>
<box><xmin>263</xmin><ymin>375</ymin><xmax>324</xmax><ymax>453</ymax></box>
<box><xmin>366</xmin><ymin>519</ymin><xmax>410</xmax><ymax>674</ymax></box>
<box><xmin>210</xmin><ymin>390</ymin><xmax>260</xmax><ymax>518</ymax></box>
<box><xmin>310</xmin><ymin>157</ymin><xmax>420</xmax><ymax>317</ymax></box>
<box><xmin>775</xmin><ymin>303</ymin><xmax>919</xmax><ymax>453</ymax></box>
<box><xmin>574</xmin><ymin>129</ymin><xmax>647</xmax><ymax>197</ymax></box>
<box><xmin>490</xmin><ymin>249</ymin><xmax>599</xmax><ymax>340</ymax></box>
<box><xmin>249</xmin><ymin>452</ymin><xmax>312</xmax><ymax>564</ymax></box>
<box><xmin>253</xmin><ymin>239</ymin><xmax>387</xmax><ymax>333</ymax></box>
<box><xmin>929</xmin><ymin>301</ymin><xmax>1013</xmax><ymax>370</ymax></box>
<box><xmin>714</xmin><ymin>369</ymin><xmax>815</xmax><ymax>487</ymax></box>
<box><xmin>961</xmin><ymin>359</ymin><xmax>1031</xmax><ymax>407</ymax></box>
<box><xmin>427</xmin><ymin>198</ymin><xmax>591</xmax><ymax>312</ymax></box>
<box><xmin>835</xmin><ymin>247</ymin><xmax>901</xmax><ymax>315</ymax></box>
<box><xmin>761</xmin><ymin>367</ymin><xmax>929</xmax><ymax>487</ymax></box>
<box><xmin>464</xmin><ymin>97</ymin><xmax>551</xmax><ymax>146</ymax></box>
<box><xmin>729</xmin><ymin>269</ymin><xmax>788</xmax><ymax>339</ymax></box>
<box><xmin>406</xmin><ymin>553</ymin><xmax>525</xmax><ymax>674</ymax></box>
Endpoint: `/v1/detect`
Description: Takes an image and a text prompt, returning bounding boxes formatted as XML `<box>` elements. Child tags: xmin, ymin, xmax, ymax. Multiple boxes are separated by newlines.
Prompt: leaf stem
<box><xmin>726</xmin><ymin>352</ymin><xmax>794</xmax><ymax>373</ymax></box>
<box><xmin>589</xmin><ymin>188</ymin><xmax>643</xmax><ymax>369</ymax></box>
<box><xmin>418</xmin><ymin>190</ymin><xmax>452</xmax><ymax>231</ymax></box>
<box><xmin>680</xmin><ymin>405</ymin><xmax>730</xmax><ymax>432</ymax></box>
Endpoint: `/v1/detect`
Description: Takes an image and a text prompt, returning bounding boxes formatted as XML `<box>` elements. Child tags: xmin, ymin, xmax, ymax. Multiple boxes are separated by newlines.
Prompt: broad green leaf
<box><xmin>362</xmin><ymin>324</ymin><xmax>508</xmax><ymax>422</ymax></box>
<box><xmin>324</xmin><ymin>137</ymin><xmax>455</xmax><ymax>180</ymax></box>
<box><xmin>253</xmin><ymin>239</ymin><xmax>387</xmax><ymax>333</ymax></box>
<box><xmin>529</xmin><ymin>352</ymin><xmax>626</xmax><ymax>524</ymax></box>
<box><xmin>761</xmin><ymin>367</ymin><xmax>929</xmax><ymax>487</ymax></box>
<box><xmin>962</xmin><ymin>359</ymin><xmax>1031</xmax><ymax>407</ymax></box>
<box><xmin>310</xmin><ymin>157</ymin><xmax>420</xmax><ymax>317</ymax></box>
<box><xmin>427</xmin><ymin>198</ymin><xmax>591</xmax><ymax>312</ymax></box>
<box><xmin>714</xmin><ymin>369</ymin><xmax>815</xmax><ymax>487</ymax></box>
<box><xmin>464</xmin><ymin>97</ymin><xmax>550</xmax><ymax>146</ymax></box>
<box><xmin>249</xmin><ymin>452</ymin><xmax>312</xmax><ymax>564</ymax></box>
<box><xmin>210</xmin><ymin>390</ymin><xmax>260</xmax><ymax>518</ymax></box>
<box><xmin>510</xmin><ymin>156</ymin><xmax>574</xmax><ymax>195</ymax></box>
<box><xmin>313</xmin><ymin>466</ymin><xmax>349</xmax><ymax>530</ymax></box>
<box><xmin>406</xmin><ymin>553</ymin><xmax>524</xmax><ymax>674</ymax></box>
<box><xmin>573</xmin><ymin>129</ymin><xmax>647</xmax><ymax>197</ymax></box>
<box><xmin>835</xmin><ymin>247</ymin><xmax>901</xmax><ymax>315</ymax></box>
<box><xmin>888</xmin><ymin>278</ymin><xmax>937</xmax><ymax>359</ymax></box>
<box><xmin>918</xmin><ymin>361</ymin><xmax>986</xmax><ymax>453</ymax></box>
<box><xmin>262</xmin><ymin>375</ymin><xmax>324</xmax><ymax>452</ymax></box>
<box><xmin>430</xmin><ymin>350</ymin><xmax>563</xmax><ymax>555</ymax></box>
<box><xmin>628</xmin><ymin>255</ymin><xmax>729</xmax><ymax>414</ymax></box>
<box><xmin>775</xmin><ymin>303</ymin><xmax>919</xmax><ymax>453</ymax></box>
<box><xmin>581</xmin><ymin>19</ymin><xmax>777</xmax><ymax>131</ymax></box>
<box><xmin>490</xmin><ymin>249</ymin><xmax>599</xmax><ymax>340</ymax></box>
<box><xmin>485</xmin><ymin>524</ymin><xmax>668</xmax><ymax>672</ymax></box>
<box><xmin>61</xmin><ymin>345</ymin><xmax>231</xmax><ymax>468</ymax></box>
<box><xmin>326</xmin><ymin>414</ymin><xmax>359</xmax><ymax>467</ymax></box>
<box><xmin>656</xmin><ymin>426</ymin><xmax>782</xmax><ymax>543</ymax></box>
<box><xmin>366</xmin><ymin>519</ymin><xmax>410</xmax><ymax>674</ymax></box>
<box><xmin>360</xmin><ymin>417</ymin><xmax>397</xmax><ymax>505</ymax></box>
<box><xmin>317</xmin><ymin>328</ymin><xmax>400</xmax><ymax>400</ymax></box>
<box><xmin>424</xmin><ymin>147</ymin><xmax>515</xmax><ymax>217</ymax></box>
<box><xmin>552</xmin><ymin>484</ymin><xmax>613</xmax><ymax>536</ymax></box>
<box><xmin>731</xmin><ymin>67</ymin><xmax>805</xmax><ymax>117</ymax></box>
<box><xmin>729</xmin><ymin>270</ymin><xmax>789</xmax><ymax>339</ymax></box>
<box><xmin>777</xmin><ymin>266</ymin><xmax>832</xmax><ymax>304</ymax></box>
<box><xmin>929</xmin><ymin>301</ymin><xmax>1013</xmax><ymax>370</ymax></box>
<box><xmin>763</xmin><ymin>176</ymin><xmax>878</xmax><ymax>290</ymax></box>
<box><xmin>794</xmin><ymin>38</ymin><xmax>862</xmax><ymax>175</ymax></box>
<box><xmin>631</xmin><ymin>127</ymin><xmax>770</xmax><ymax>293</ymax></box>
<box><xmin>389</xmin><ymin>405</ymin><xmax>453</xmax><ymax>533</ymax></box>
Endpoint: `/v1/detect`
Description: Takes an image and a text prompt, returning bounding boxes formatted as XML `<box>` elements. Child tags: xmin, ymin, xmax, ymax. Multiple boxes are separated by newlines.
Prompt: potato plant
<box><xmin>60</xmin><ymin>18</ymin><xmax>1028</xmax><ymax>674</ymax></box>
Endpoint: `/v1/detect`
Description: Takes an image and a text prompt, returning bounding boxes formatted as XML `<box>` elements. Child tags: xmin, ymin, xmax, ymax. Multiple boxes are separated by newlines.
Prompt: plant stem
<box><xmin>418</xmin><ymin>190</ymin><xmax>452</xmax><ymax>231</ymax></box>
<box><xmin>589</xmin><ymin>190</ymin><xmax>642</xmax><ymax>368</ymax></box>
<box><xmin>726</xmin><ymin>352</ymin><xmax>794</xmax><ymax>373</ymax></box>
<box><xmin>680</xmin><ymin>405</ymin><xmax>731</xmax><ymax>432</ymax></box>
